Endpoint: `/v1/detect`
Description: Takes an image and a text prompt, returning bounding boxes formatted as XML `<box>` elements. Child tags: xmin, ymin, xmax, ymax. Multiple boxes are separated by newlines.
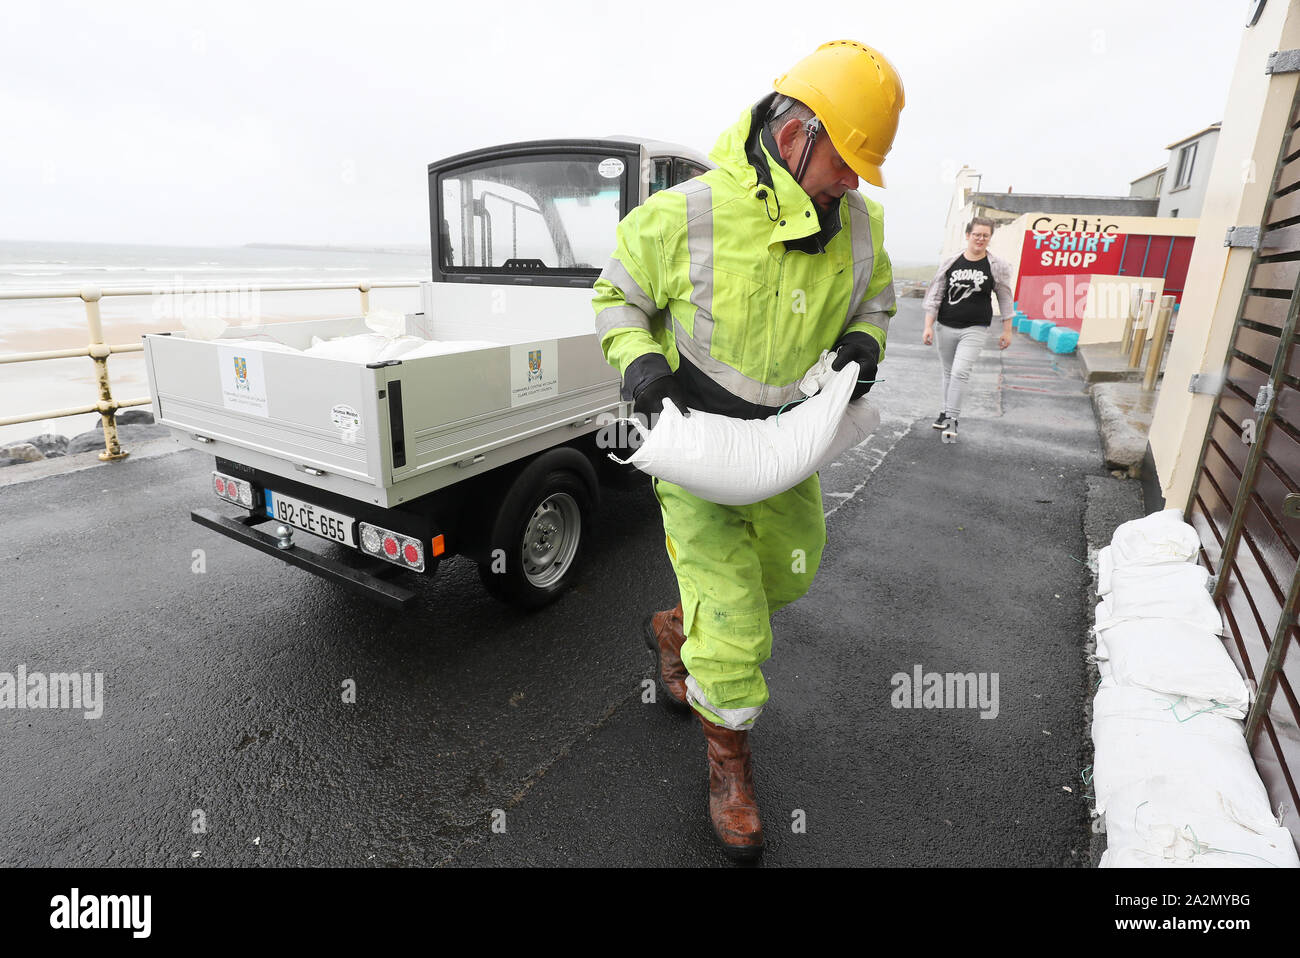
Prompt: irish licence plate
<box><xmin>264</xmin><ymin>490</ymin><xmax>356</xmax><ymax>548</ymax></box>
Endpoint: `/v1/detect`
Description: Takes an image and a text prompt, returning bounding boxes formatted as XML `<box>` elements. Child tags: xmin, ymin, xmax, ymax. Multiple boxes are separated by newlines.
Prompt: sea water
<box><xmin>0</xmin><ymin>240</ymin><xmax>429</xmax><ymax>446</ymax></box>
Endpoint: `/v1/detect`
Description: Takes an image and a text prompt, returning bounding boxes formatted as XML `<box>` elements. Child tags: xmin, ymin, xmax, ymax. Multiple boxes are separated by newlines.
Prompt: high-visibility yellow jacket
<box><xmin>592</xmin><ymin>94</ymin><xmax>896</xmax><ymax>418</ymax></box>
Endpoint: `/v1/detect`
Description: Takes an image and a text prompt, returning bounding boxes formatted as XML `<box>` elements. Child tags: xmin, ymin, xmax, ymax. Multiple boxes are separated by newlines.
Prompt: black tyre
<box><xmin>477</xmin><ymin>467</ymin><xmax>593</xmax><ymax>610</ymax></box>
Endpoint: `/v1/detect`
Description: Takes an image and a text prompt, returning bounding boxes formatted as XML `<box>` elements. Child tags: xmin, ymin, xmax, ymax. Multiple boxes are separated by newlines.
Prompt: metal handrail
<box><xmin>1</xmin><ymin>280</ymin><xmax>423</xmax><ymax>461</ymax></box>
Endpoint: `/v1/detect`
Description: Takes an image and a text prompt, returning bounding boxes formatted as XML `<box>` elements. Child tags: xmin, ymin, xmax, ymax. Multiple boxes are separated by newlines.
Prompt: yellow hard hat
<box><xmin>774</xmin><ymin>40</ymin><xmax>905</xmax><ymax>188</ymax></box>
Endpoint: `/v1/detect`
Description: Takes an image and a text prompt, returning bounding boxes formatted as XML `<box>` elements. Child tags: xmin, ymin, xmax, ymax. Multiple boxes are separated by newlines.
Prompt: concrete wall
<box><xmin>1148</xmin><ymin>0</ymin><xmax>1300</xmax><ymax>508</ymax></box>
<box><xmin>1080</xmin><ymin>275</ymin><xmax>1166</xmax><ymax>344</ymax></box>
<box><xmin>1157</xmin><ymin>129</ymin><xmax>1221</xmax><ymax>219</ymax></box>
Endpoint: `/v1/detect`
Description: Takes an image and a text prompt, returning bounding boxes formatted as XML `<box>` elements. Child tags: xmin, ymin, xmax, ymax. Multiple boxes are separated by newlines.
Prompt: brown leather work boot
<box><xmin>698</xmin><ymin>711</ymin><xmax>764</xmax><ymax>862</ymax></box>
<box><xmin>642</xmin><ymin>603</ymin><xmax>691</xmax><ymax>713</ymax></box>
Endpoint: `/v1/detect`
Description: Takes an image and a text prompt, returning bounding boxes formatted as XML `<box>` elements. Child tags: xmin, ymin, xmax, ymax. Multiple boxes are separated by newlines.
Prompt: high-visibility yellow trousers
<box><xmin>652</xmin><ymin>473</ymin><xmax>826</xmax><ymax>729</ymax></box>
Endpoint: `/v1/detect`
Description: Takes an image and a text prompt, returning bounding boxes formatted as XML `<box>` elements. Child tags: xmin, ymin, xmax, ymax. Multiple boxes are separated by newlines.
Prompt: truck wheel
<box><xmin>478</xmin><ymin>468</ymin><xmax>592</xmax><ymax>610</ymax></box>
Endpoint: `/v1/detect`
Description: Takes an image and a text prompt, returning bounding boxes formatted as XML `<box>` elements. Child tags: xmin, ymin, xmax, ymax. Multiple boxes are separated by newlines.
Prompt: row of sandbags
<box><xmin>1091</xmin><ymin>509</ymin><xmax>1298</xmax><ymax>868</ymax></box>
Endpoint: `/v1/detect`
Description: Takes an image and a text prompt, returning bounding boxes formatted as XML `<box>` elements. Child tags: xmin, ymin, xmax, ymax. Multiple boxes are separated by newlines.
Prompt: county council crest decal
<box><xmin>233</xmin><ymin>355</ymin><xmax>250</xmax><ymax>391</ymax></box>
<box><xmin>528</xmin><ymin>349</ymin><xmax>542</xmax><ymax>383</ymax></box>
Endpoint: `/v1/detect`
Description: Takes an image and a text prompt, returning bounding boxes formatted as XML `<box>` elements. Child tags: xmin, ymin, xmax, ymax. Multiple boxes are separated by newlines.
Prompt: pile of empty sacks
<box><xmin>1089</xmin><ymin>509</ymin><xmax>1299</xmax><ymax>868</ymax></box>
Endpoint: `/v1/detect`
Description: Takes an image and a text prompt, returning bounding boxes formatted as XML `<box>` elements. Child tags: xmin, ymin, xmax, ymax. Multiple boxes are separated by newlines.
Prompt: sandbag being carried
<box><xmin>614</xmin><ymin>353</ymin><xmax>880</xmax><ymax>506</ymax></box>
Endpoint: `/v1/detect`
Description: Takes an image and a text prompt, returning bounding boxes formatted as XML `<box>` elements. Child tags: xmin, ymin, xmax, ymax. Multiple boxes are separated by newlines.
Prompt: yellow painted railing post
<box><xmin>81</xmin><ymin>286</ymin><xmax>128</xmax><ymax>461</ymax></box>
<box><xmin>1120</xmin><ymin>286</ymin><xmax>1142</xmax><ymax>353</ymax></box>
<box><xmin>359</xmin><ymin>282</ymin><xmax>371</xmax><ymax>316</ymax></box>
<box><xmin>1142</xmin><ymin>295</ymin><xmax>1178</xmax><ymax>391</ymax></box>
<box><xmin>1128</xmin><ymin>292</ymin><xmax>1154</xmax><ymax>368</ymax></box>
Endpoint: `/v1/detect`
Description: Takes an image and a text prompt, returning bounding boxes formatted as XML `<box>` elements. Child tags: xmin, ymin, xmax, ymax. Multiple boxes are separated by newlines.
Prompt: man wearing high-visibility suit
<box><xmin>592</xmin><ymin>41</ymin><xmax>904</xmax><ymax>861</ymax></box>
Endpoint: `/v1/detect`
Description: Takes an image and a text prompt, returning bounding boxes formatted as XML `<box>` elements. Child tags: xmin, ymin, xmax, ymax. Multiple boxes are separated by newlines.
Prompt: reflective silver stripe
<box><xmin>686</xmin><ymin>676</ymin><xmax>762</xmax><ymax>730</ymax></box>
<box><xmin>857</xmin><ymin>284</ymin><xmax>896</xmax><ymax>315</ymax></box>
<box><xmin>851</xmin><ymin>286</ymin><xmax>896</xmax><ymax>336</ymax></box>
<box><xmin>596</xmin><ymin>303</ymin><xmax>654</xmax><ymax>339</ymax></box>
<box><xmin>672</xmin><ymin>317</ymin><xmax>806</xmax><ymax>408</ymax></box>
<box><xmin>850</xmin><ymin>310</ymin><xmax>891</xmax><ymax>337</ymax></box>
<box><xmin>679</xmin><ymin>180</ymin><xmax>716</xmax><ymax>352</ymax></box>
<box><xmin>598</xmin><ymin>258</ymin><xmax>656</xmax><ymax>318</ymax></box>
<box><xmin>843</xmin><ymin>191</ymin><xmax>876</xmax><ymax>336</ymax></box>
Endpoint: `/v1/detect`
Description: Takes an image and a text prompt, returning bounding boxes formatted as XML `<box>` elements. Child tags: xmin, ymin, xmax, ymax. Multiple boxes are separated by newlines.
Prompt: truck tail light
<box><xmin>212</xmin><ymin>471</ymin><xmax>256</xmax><ymax>509</ymax></box>
<box><xmin>360</xmin><ymin>521</ymin><xmax>425</xmax><ymax>572</ymax></box>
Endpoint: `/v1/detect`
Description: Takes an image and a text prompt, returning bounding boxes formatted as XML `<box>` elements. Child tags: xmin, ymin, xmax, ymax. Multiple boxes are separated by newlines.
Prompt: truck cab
<box><xmin>429</xmin><ymin>137</ymin><xmax>710</xmax><ymax>286</ymax></box>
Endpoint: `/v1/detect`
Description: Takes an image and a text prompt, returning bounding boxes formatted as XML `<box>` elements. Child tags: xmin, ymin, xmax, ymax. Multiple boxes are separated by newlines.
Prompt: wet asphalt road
<box><xmin>0</xmin><ymin>299</ymin><xmax>1108</xmax><ymax>867</ymax></box>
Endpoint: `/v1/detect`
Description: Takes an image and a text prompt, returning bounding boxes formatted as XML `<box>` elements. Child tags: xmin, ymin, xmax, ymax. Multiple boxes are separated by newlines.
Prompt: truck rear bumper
<box><xmin>191</xmin><ymin>508</ymin><xmax>419</xmax><ymax>610</ymax></box>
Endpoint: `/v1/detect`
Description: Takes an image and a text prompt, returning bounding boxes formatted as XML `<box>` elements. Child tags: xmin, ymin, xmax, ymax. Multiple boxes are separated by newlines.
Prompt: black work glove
<box><xmin>831</xmin><ymin>332</ymin><xmax>881</xmax><ymax>400</ymax></box>
<box><xmin>633</xmin><ymin>374</ymin><xmax>691</xmax><ymax>422</ymax></box>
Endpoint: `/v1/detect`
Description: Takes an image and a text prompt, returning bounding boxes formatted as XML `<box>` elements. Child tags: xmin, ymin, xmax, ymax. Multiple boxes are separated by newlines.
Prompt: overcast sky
<box><xmin>1</xmin><ymin>0</ymin><xmax>1247</xmax><ymax>263</ymax></box>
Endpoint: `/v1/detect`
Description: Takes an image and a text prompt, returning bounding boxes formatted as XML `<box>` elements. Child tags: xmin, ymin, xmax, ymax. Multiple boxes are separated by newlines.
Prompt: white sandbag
<box><xmin>1090</xmin><ymin>685</ymin><xmax>1271</xmax><ymax>821</ymax></box>
<box><xmin>1094</xmin><ymin>617</ymin><xmax>1249</xmax><ymax>716</ymax></box>
<box><xmin>1097</xmin><ymin>665</ymin><xmax>1237</xmax><ymax>717</ymax></box>
<box><xmin>1090</xmin><ymin>602</ymin><xmax>1112</xmax><ymax>681</ymax></box>
<box><xmin>615</xmin><ymin>354</ymin><xmax>875</xmax><ymax>506</ymax></box>
<box><xmin>304</xmin><ymin>333</ymin><xmax>501</xmax><ymax>363</ymax></box>
<box><xmin>399</xmin><ymin>339</ymin><xmax>502</xmax><ymax>360</ymax></box>
<box><xmin>1101</xmin><ymin>776</ymin><xmax>1296</xmax><ymax>867</ymax></box>
<box><xmin>304</xmin><ymin>333</ymin><xmax>391</xmax><ymax>362</ymax></box>
<box><xmin>364</xmin><ymin>308</ymin><xmax>407</xmax><ymax>338</ymax></box>
<box><xmin>1097</xmin><ymin>545</ymin><xmax>1114</xmax><ymax>595</ymax></box>
<box><xmin>1111</xmin><ymin>509</ymin><xmax>1201</xmax><ymax>567</ymax></box>
<box><xmin>1104</xmin><ymin>845</ymin><xmax>1297</xmax><ymax>867</ymax></box>
<box><xmin>1096</xmin><ymin>563</ymin><xmax>1223</xmax><ymax>634</ymax></box>
<box><xmin>1094</xmin><ymin>674</ymin><xmax>1231</xmax><ymax>722</ymax></box>
<box><xmin>374</xmin><ymin>336</ymin><xmax>427</xmax><ymax>362</ymax></box>
<box><xmin>827</xmin><ymin>396</ymin><xmax>882</xmax><ymax>462</ymax></box>
<box><xmin>214</xmin><ymin>337</ymin><xmax>302</xmax><ymax>354</ymax></box>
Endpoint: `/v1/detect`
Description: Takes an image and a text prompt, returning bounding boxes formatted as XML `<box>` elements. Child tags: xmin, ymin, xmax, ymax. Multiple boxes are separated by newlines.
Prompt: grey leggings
<box><xmin>935</xmin><ymin>323</ymin><xmax>989</xmax><ymax>418</ymax></box>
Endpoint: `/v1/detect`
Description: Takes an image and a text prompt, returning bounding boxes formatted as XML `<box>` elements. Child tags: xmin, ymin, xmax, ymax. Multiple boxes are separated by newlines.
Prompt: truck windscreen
<box><xmin>439</xmin><ymin>155</ymin><xmax>624</xmax><ymax>273</ymax></box>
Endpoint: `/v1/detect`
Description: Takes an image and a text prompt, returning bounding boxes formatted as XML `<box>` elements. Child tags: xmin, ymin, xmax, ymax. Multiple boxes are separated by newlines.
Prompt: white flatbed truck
<box><xmin>143</xmin><ymin>138</ymin><xmax>710</xmax><ymax>609</ymax></box>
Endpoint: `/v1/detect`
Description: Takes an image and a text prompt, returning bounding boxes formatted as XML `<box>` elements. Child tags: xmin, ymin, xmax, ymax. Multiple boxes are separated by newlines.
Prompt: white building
<box><xmin>1128</xmin><ymin>123</ymin><xmax>1222</xmax><ymax>219</ymax></box>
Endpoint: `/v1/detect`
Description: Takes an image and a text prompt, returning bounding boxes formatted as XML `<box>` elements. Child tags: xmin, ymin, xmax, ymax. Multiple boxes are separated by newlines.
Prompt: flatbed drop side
<box><xmin>144</xmin><ymin>137</ymin><xmax>712</xmax><ymax>609</ymax></box>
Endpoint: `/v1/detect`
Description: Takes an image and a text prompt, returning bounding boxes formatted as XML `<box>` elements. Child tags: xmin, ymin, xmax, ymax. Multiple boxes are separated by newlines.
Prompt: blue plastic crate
<box><xmin>1047</xmin><ymin>326</ymin><xmax>1079</xmax><ymax>354</ymax></box>
<box><xmin>1029</xmin><ymin>320</ymin><xmax>1055</xmax><ymax>342</ymax></box>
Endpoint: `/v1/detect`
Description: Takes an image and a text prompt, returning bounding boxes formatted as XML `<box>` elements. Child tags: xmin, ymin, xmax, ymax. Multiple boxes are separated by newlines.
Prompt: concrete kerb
<box><xmin>0</xmin><ymin>435</ymin><xmax>188</xmax><ymax>488</ymax></box>
<box><xmin>1089</xmin><ymin>382</ymin><xmax>1151</xmax><ymax>477</ymax></box>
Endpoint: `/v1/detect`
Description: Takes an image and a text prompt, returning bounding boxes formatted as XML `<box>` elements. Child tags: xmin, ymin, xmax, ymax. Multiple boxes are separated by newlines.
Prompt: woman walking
<box><xmin>922</xmin><ymin>216</ymin><xmax>1014</xmax><ymax>442</ymax></box>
